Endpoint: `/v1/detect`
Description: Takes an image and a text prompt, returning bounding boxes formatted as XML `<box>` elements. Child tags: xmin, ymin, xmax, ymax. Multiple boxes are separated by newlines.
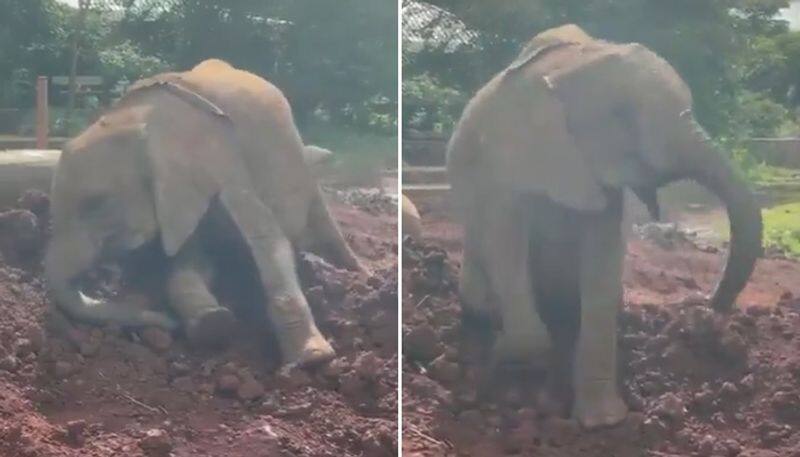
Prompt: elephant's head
<box><xmin>45</xmin><ymin>83</ymin><xmax>244</xmax><ymax>328</ymax></box>
<box><xmin>510</xmin><ymin>25</ymin><xmax>763</xmax><ymax>312</ymax></box>
<box><xmin>612</xmin><ymin>44</ymin><xmax>763</xmax><ymax>313</ymax></box>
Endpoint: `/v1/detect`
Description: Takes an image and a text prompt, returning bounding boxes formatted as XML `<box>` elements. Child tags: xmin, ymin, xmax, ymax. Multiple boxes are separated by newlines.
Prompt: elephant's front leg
<box><xmin>220</xmin><ymin>187</ymin><xmax>334</xmax><ymax>366</ymax></box>
<box><xmin>167</xmin><ymin>241</ymin><xmax>236</xmax><ymax>348</ymax></box>
<box><xmin>573</xmin><ymin>196</ymin><xmax>628</xmax><ymax>428</ymax></box>
<box><xmin>482</xmin><ymin>193</ymin><xmax>551</xmax><ymax>365</ymax></box>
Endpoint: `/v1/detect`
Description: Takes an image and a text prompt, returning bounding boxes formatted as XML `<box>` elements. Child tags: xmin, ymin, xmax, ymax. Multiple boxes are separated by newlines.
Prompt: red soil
<box><xmin>0</xmin><ymin>192</ymin><xmax>398</xmax><ymax>457</ymax></box>
<box><xmin>403</xmin><ymin>197</ymin><xmax>800</xmax><ymax>457</ymax></box>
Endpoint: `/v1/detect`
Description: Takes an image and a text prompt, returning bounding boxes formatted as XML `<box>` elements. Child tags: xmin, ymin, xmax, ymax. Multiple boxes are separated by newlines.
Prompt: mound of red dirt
<box><xmin>402</xmin><ymin>236</ymin><xmax>800</xmax><ymax>457</ymax></box>
<box><xmin>0</xmin><ymin>195</ymin><xmax>397</xmax><ymax>457</ymax></box>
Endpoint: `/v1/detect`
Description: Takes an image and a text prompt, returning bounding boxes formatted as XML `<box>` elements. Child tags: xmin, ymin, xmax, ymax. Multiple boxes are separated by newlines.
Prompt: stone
<box><xmin>404</xmin><ymin>325</ymin><xmax>441</xmax><ymax>362</ymax></box>
<box><xmin>697</xmin><ymin>434</ymin><xmax>715</xmax><ymax>456</ymax></box>
<box><xmin>14</xmin><ymin>338</ymin><xmax>33</xmax><ymax>357</ymax></box>
<box><xmin>361</xmin><ymin>427</ymin><xmax>394</xmax><ymax>457</ymax></box>
<box><xmin>655</xmin><ymin>393</ymin><xmax>686</xmax><ymax>424</ymax></box>
<box><xmin>0</xmin><ymin>355</ymin><xmax>19</xmax><ymax>372</ymax></box>
<box><xmin>216</xmin><ymin>374</ymin><xmax>241</xmax><ymax>395</ymax></box>
<box><xmin>720</xmin><ymin>381</ymin><xmax>739</xmax><ymax>398</ymax></box>
<box><xmin>353</xmin><ymin>351</ymin><xmax>381</xmax><ymax>380</ymax></box>
<box><xmin>139</xmin><ymin>429</ymin><xmax>172</xmax><ymax>457</ymax></box>
<box><xmin>65</xmin><ymin>420</ymin><xmax>87</xmax><ymax>446</ymax></box>
<box><xmin>140</xmin><ymin>328</ymin><xmax>172</xmax><ymax>353</ymax></box>
<box><xmin>237</xmin><ymin>379</ymin><xmax>265</xmax><ymax>401</ymax></box>
<box><xmin>428</xmin><ymin>354</ymin><xmax>460</xmax><ymax>385</ymax></box>
<box><xmin>321</xmin><ymin>357</ymin><xmax>348</xmax><ymax>379</ymax></box>
<box><xmin>740</xmin><ymin>374</ymin><xmax>756</xmax><ymax>392</ymax></box>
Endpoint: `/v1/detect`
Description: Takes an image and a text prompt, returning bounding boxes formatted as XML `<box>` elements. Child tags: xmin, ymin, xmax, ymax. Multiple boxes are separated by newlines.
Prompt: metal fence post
<box><xmin>36</xmin><ymin>76</ymin><xmax>49</xmax><ymax>149</ymax></box>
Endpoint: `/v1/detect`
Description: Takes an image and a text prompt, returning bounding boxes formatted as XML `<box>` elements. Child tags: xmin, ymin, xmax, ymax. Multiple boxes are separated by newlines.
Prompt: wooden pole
<box><xmin>35</xmin><ymin>76</ymin><xmax>49</xmax><ymax>149</ymax></box>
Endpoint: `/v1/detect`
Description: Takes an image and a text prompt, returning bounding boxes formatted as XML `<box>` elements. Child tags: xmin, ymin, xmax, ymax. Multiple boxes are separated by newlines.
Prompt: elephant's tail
<box><xmin>689</xmin><ymin>144</ymin><xmax>763</xmax><ymax>312</ymax></box>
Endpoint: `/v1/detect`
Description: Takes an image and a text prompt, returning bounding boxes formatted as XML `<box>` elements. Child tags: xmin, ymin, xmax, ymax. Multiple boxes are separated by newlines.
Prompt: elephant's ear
<box><xmin>139</xmin><ymin>85</ymin><xmax>240</xmax><ymax>256</ymax></box>
<box><xmin>473</xmin><ymin>72</ymin><xmax>608</xmax><ymax>213</ymax></box>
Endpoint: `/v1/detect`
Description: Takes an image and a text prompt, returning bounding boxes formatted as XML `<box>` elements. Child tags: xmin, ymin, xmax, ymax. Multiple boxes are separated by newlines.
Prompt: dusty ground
<box><xmin>0</xmin><ymin>189</ymin><xmax>398</xmax><ymax>457</ymax></box>
<box><xmin>403</xmin><ymin>194</ymin><xmax>800</xmax><ymax>457</ymax></box>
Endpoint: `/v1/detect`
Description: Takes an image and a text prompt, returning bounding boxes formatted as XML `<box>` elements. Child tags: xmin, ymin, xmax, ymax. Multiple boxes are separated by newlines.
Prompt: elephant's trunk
<box><xmin>44</xmin><ymin>233</ymin><xmax>176</xmax><ymax>328</ymax></box>
<box><xmin>685</xmin><ymin>144</ymin><xmax>763</xmax><ymax>312</ymax></box>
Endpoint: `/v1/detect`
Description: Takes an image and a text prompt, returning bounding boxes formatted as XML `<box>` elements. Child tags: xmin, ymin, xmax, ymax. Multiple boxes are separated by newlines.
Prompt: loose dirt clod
<box><xmin>138</xmin><ymin>429</ymin><xmax>172</xmax><ymax>457</ymax></box>
<box><xmin>236</xmin><ymin>378</ymin><xmax>265</xmax><ymax>401</ymax></box>
<box><xmin>140</xmin><ymin>327</ymin><xmax>173</xmax><ymax>353</ymax></box>
<box><xmin>402</xmin><ymin>203</ymin><xmax>800</xmax><ymax>457</ymax></box>
<box><xmin>65</xmin><ymin>420</ymin><xmax>87</xmax><ymax>446</ymax></box>
<box><xmin>0</xmin><ymin>195</ymin><xmax>397</xmax><ymax>456</ymax></box>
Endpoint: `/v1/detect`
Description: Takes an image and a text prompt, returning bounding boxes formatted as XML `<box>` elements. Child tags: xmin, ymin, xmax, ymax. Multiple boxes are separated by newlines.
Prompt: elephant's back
<box><xmin>184</xmin><ymin>61</ymin><xmax>315</xmax><ymax>237</ymax></box>
<box><xmin>126</xmin><ymin>60</ymin><xmax>316</xmax><ymax>238</ymax></box>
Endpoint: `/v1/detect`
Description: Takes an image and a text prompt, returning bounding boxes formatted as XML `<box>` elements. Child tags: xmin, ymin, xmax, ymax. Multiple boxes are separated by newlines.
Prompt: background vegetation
<box><xmin>402</xmin><ymin>0</ymin><xmax>800</xmax><ymax>147</ymax></box>
<box><xmin>0</xmin><ymin>0</ymin><xmax>398</xmax><ymax>151</ymax></box>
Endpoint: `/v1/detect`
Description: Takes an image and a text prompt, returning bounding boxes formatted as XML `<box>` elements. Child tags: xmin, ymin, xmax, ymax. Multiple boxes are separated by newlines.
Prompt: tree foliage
<box><xmin>403</xmin><ymin>0</ymin><xmax>800</xmax><ymax>138</ymax></box>
<box><xmin>1</xmin><ymin>0</ymin><xmax>397</xmax><ymax>134</ymax></box>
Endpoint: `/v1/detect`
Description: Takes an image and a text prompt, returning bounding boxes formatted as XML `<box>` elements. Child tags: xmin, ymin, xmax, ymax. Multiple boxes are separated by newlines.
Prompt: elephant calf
<box><xmin>45</xmin><ymin>59</ymin><xmax>366</xmax><ymax>366</ymax></box>
<box><xmin>447</xmin><ymin>25</ymin><xmax>762</xmax><ymax>428</ymax></box>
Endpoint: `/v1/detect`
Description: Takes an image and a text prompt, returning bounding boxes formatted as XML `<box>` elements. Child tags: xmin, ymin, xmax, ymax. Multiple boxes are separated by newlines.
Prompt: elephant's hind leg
<box><xmin>482</xmin><ymin>192</ymin><xmax>551</xmax><ymax>366</ymax></box>
<box><xmin>573</xmin><ymin>195</ymin><xmax>628</xmax><ymax>429</ymax></box>
<box><xmin>168</xmin><ymin>241</ymin><xmax>236</xmax><ymax>348</ymax></box>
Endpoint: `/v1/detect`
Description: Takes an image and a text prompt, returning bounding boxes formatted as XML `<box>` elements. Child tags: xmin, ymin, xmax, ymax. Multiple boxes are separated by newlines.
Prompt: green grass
<box><xmin>762</xmin><ymin>202</ymin><xmax>800</xmax><ymax>257</ymax></box>
<box><xmin>750</xmin><ymin>164</ymin><xmax>800</xmax><ymax>187</ymax></box>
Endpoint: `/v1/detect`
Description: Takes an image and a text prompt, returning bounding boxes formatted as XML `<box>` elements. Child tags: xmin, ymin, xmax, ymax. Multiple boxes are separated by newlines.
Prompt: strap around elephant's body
<box><xmin>505</xmin><ymin>41</ymin><xmax>579</xmax><ymax>75</ymax></box>
<box><xmin>126</xmin><ymin>76</ymin><xmax>229</xmax><ymax>120</ymax></box>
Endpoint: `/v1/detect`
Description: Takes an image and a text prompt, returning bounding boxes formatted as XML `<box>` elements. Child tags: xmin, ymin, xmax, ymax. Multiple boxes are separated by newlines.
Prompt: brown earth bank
<box><xmin>0</xmin><ymin>190</ymin><xmax>398</xmax><ymax>457</ymax></box>
<box><xmin>402</xmin><ymin>202</ymin><xmax>800</xmax><ymax>457</ymax></box>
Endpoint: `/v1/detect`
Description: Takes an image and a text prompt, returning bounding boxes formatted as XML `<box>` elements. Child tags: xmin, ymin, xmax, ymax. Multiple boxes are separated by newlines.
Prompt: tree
<box><xmin>404</xmin><ymin>0</ymin><xmax>797</xmax><ymax>137</ymax></box>
<box><xmin>65</xmin><ymin>0</ymin><xmax>93</xmax><ymax>129</ymax></box>
<box><xmin>0</xmin><ymin>0</ymin><xmax>69</xmax><ymax>106</ymax></box>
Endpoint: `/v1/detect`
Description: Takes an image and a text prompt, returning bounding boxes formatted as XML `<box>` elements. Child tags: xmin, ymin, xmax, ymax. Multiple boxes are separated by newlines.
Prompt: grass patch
<box><xmin>750</xmin><ymin>164</ymin><xmax>800</xmax><ymax>187</ymax></box>
<box><xmin>762</xmin><ymin>202</ymin><xmax>800</xmax><ymax>257</ymax></box>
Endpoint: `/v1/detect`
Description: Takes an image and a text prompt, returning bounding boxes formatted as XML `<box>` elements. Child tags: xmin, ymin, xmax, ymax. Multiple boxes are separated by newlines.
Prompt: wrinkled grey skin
<box><xmin>45</xmin><ymin>59</ymin><xmax>366</xmax><ymax>367</ymax></box>
<box><xmin>447</xmin><ymin>25</ymin><xmax>762</xmax><ymax>428</ymax></box>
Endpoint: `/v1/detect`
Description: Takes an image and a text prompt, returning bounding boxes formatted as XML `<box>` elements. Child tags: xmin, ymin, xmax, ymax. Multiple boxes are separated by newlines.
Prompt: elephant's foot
<box><xmin>185</xmin><ymin>307</ymin><xmax>236</xmax><ymax>348</ymax></box>
<box><xmin>278</xmin><ymin>323</ymin><xmax>335</xmax><ymax>367</ymax></box>
<box><xmin>492</xmin><ymin>329</ymin><xmax>551</xmax><ymax>367</ymax></box>
<box><xmin>573</xmin><ymin>379</ymin><xmax>628</xmax><ymax>429</ymax></box>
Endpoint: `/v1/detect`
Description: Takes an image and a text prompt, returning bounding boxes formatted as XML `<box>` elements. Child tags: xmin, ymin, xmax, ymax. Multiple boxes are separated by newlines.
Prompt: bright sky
<box><xmin>783</xmin><ymin>1</ymin><xmax>800</xmax><ymax>29</ymax></box>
